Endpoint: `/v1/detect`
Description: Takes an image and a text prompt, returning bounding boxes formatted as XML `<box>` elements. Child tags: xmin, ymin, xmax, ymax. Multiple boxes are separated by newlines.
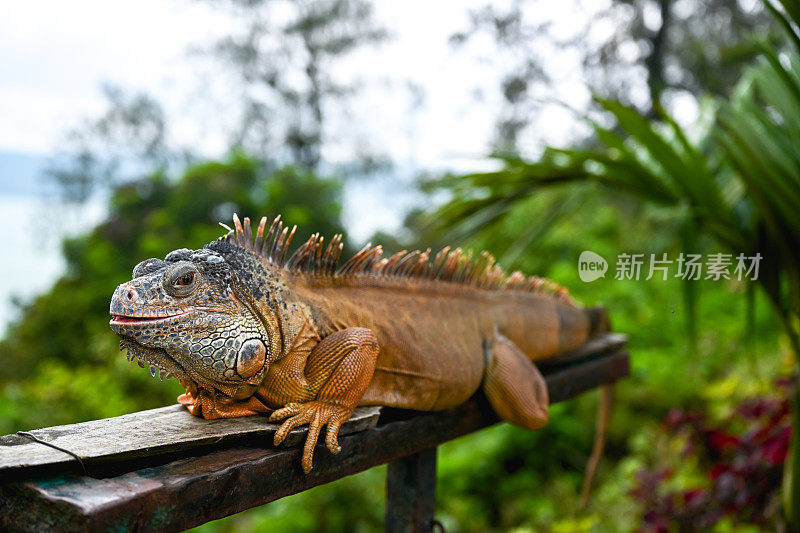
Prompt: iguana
<box><xmin>109</xmin><ymin>214</ymin><xmax>610</xmax><ymax>473</ymax></box>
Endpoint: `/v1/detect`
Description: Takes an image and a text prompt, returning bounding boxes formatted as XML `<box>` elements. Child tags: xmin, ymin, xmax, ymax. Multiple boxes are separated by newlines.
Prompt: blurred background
<box><xmin>1</xmin><ymin>0</ymin><xmax>798</xmax><ymax>530</ymax></box>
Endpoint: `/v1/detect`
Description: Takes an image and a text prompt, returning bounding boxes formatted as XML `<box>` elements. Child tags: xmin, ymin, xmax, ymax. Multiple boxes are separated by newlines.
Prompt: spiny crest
<box><xmin>222</xmin><ymin>214</ymin><xmax>573</xmax><ymax>303</ymax></box>
<box><xmin>221</xmin><ymin>214</ymin><xmax>344</xmax><ymax>275</ymax></box>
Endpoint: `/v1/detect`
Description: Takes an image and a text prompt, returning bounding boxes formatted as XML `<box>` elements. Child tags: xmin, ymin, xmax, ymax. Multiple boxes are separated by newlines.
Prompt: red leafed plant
<box><xmin>631</xmin><ymin>378</ymin><xmax>792</xmax><ymax>531</ymax></box>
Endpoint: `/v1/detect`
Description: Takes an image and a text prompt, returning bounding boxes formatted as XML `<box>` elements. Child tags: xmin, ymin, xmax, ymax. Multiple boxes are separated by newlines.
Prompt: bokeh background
<box><xmin>1</xmin><ymin>0</ymin><xmax>798</xmax><ymax>530</ymax></box>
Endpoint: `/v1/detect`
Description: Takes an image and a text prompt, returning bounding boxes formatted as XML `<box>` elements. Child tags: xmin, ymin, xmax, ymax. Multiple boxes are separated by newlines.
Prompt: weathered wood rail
<box><xmin>0</xmin><ymin>333</ymin><xmax>628</xmax><ymax>532</ymax></box>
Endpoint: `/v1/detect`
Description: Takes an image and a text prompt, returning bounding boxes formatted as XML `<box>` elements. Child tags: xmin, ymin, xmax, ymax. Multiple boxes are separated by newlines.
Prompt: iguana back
<box><xmin>292</xmin><ymin>274</ymin><xmax>597</xmax><ymax>411</ymax></box>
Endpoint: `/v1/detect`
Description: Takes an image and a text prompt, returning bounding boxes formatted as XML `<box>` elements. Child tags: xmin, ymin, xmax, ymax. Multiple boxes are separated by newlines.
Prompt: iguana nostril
<box><xmin>125</xmin><ymin>289</ymin><xmax>138</xmax><ymax>303</ymax></box>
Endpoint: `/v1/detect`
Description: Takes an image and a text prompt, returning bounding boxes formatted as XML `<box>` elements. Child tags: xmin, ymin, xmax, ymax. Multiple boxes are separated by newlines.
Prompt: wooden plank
<box><xmin>547</xmin><ymin>351</ymin><xmax>629</xmax><ymax>403</ymax></box>
<box><xmin>0</xmin><ymin>406</ymin><xmax>381</xmax><ymax>477</ymax></box>
<box><xmin>0</xmin><ymin>348</ymin><xmax>629</xmax><ymax>533</ymax></box>
<box><xmin>385</xmin><ymin>448</ymin><xmax>438</xmax><ymax>533</ymax></box>
<box><xmin>537</xmin><ymin>332</ymin><xmax>628</xmax><ymax>369</ymax></box>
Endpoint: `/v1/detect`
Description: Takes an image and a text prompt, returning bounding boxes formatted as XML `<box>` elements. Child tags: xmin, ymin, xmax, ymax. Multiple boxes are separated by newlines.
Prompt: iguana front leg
<box><xmin>177</xmin><ymin>387</ymin><xmax>270</xmax><ymax>418</ymax></box>
<box><xmin>270</xmin><ymin>327</ymin><xmax>379</xmax><ymax>473</ymax></box>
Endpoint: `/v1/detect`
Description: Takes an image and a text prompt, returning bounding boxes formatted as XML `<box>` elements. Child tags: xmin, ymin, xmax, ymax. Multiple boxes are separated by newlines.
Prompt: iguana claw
<box><xmin>270</xmin><ymin>401</ymin><xmax>349</xmax><ymax>473</ymax></box>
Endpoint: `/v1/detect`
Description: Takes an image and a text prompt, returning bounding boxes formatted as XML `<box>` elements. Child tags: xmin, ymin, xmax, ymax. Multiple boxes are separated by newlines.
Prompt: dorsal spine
<box><xmin>221</xmin><ymin>214</ymin><xmax>574</xmax><ymax>303</ymax></box>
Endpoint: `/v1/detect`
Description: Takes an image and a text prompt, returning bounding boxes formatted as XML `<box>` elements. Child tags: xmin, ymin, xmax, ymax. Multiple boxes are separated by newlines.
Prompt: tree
<box><xmin>206</xmin><ymin>0</ymin><xmax>387</xmax><ymax>170</ymax></box>
<box><xmin>45</xmin><ymin>85</ymin><xmax>175</xmax><ymax>203</ymax></box>
<box><xmin>431</xmin><ymin>0</ymin><xmax>800</xmax><ymax>524</ymax></box>
<box><xmin>449</xmin><ymin>0</ymin><xmax>776</xmax><ymax>155</ymax></box>
<box><xmin>45</xmin><ymin>0</ymin><xmax>388</xmax><ymax>204</ymax></box>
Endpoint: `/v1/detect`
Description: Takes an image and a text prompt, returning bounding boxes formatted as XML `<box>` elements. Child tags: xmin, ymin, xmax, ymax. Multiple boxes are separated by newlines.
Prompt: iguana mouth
<box><xmin>118</xmin><ymin>337</ymin><xmax>240</xmax><ymax>398</ymax></box>
<box><xmin>110</xmin><ymin>312</ymin><xmax>185</xmax><ymax>324</ymax></box>
<box><xmin>111</xmin><ymin>315</ymin><xmax>165</xmax><ymax>324</ymax></box>
<box><xmin>119</xmin><ymin>336</ymin><xmax>191</xmax><ymax>386</ymax></box>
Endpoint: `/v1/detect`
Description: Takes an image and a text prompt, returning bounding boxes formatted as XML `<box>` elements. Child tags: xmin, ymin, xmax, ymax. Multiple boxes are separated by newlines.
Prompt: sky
<box><xmin>0</xmin><ymin>0</ymin><xmax>616</xmax><ymax>332</ymax></box>
<box><xmin>0</xmin><ymin>0</ymin><xmax>606</xmax><ymax>161</ymax></box>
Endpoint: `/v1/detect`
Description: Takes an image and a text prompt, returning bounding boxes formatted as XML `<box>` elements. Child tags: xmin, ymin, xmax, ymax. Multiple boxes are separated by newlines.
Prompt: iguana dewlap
<box><xmin>109</xmin><ymin>215</ymin><xmax>609</xmax><ymax>473</ymax></box>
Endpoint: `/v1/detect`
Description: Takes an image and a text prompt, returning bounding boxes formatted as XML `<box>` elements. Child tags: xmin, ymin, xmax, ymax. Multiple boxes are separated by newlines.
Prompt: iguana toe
<box><xmin>270</xmin><ymin>400</ymin><xmax>352</xmax><ymax>473</ymax></box>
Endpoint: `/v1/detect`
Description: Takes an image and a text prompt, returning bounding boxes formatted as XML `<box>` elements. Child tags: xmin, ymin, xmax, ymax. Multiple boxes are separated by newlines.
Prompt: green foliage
<box><xmin>434</xmin><ymin>192</ymin><xmax>785</xmax><ymax>531</ymax></box>
<box><xmin>429</xmin><ymin>9</ymin><xmax>800</xmax><ymax>356</ymax></box>
<box><xmin>418</xmin><ymin>0</ymin><xmax>800</xmax><ymax>528</ymax></box>
<box><xmin>0</xmin><ymin>152</ymin><xmax>346</xmax><ymax>433</ymax></box>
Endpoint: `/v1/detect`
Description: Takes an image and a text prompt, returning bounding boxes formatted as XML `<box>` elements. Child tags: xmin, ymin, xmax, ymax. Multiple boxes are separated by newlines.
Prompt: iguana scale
<box><xmin>109</xmin><ymin>214</ymin><xmax>610</xmax><ymax>472</ymax></box>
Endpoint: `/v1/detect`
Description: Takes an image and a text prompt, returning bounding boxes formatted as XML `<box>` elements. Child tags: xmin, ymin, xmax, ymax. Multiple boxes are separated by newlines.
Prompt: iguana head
<box><xmin>109</xmin><ymin>243</ymin><xmax>279</xmax><ymax>400</ymax></box>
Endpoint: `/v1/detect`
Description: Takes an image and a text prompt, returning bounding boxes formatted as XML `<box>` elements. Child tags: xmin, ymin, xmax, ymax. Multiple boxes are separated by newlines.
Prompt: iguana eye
<box><xmin>175</xmin><ymin>272</ymin><xmax>195</xmax><ymax>287</ymax></box>
<box><xmin>163</xmin><ymin>262</ymin><xmax>199</xmax><ymax>297</ymax></box>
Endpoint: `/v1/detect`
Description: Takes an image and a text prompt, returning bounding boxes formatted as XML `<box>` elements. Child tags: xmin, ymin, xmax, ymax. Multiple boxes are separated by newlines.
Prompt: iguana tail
<box><xmin>580</xmin><ymin>384</ymin><xmax>613</xmax><ymax>507</ymax></box>
<box><xmin>580</xmin><ymin>304</ymin><xmax>613</xmax><ymax>507</ymax></box>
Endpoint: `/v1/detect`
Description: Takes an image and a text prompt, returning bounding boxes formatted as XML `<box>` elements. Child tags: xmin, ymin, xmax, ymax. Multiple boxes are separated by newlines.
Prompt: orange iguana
<box><xmin>109</xmin><ymin>214</ymin><xmax>610</xmax><ymax>473</ymax></box>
